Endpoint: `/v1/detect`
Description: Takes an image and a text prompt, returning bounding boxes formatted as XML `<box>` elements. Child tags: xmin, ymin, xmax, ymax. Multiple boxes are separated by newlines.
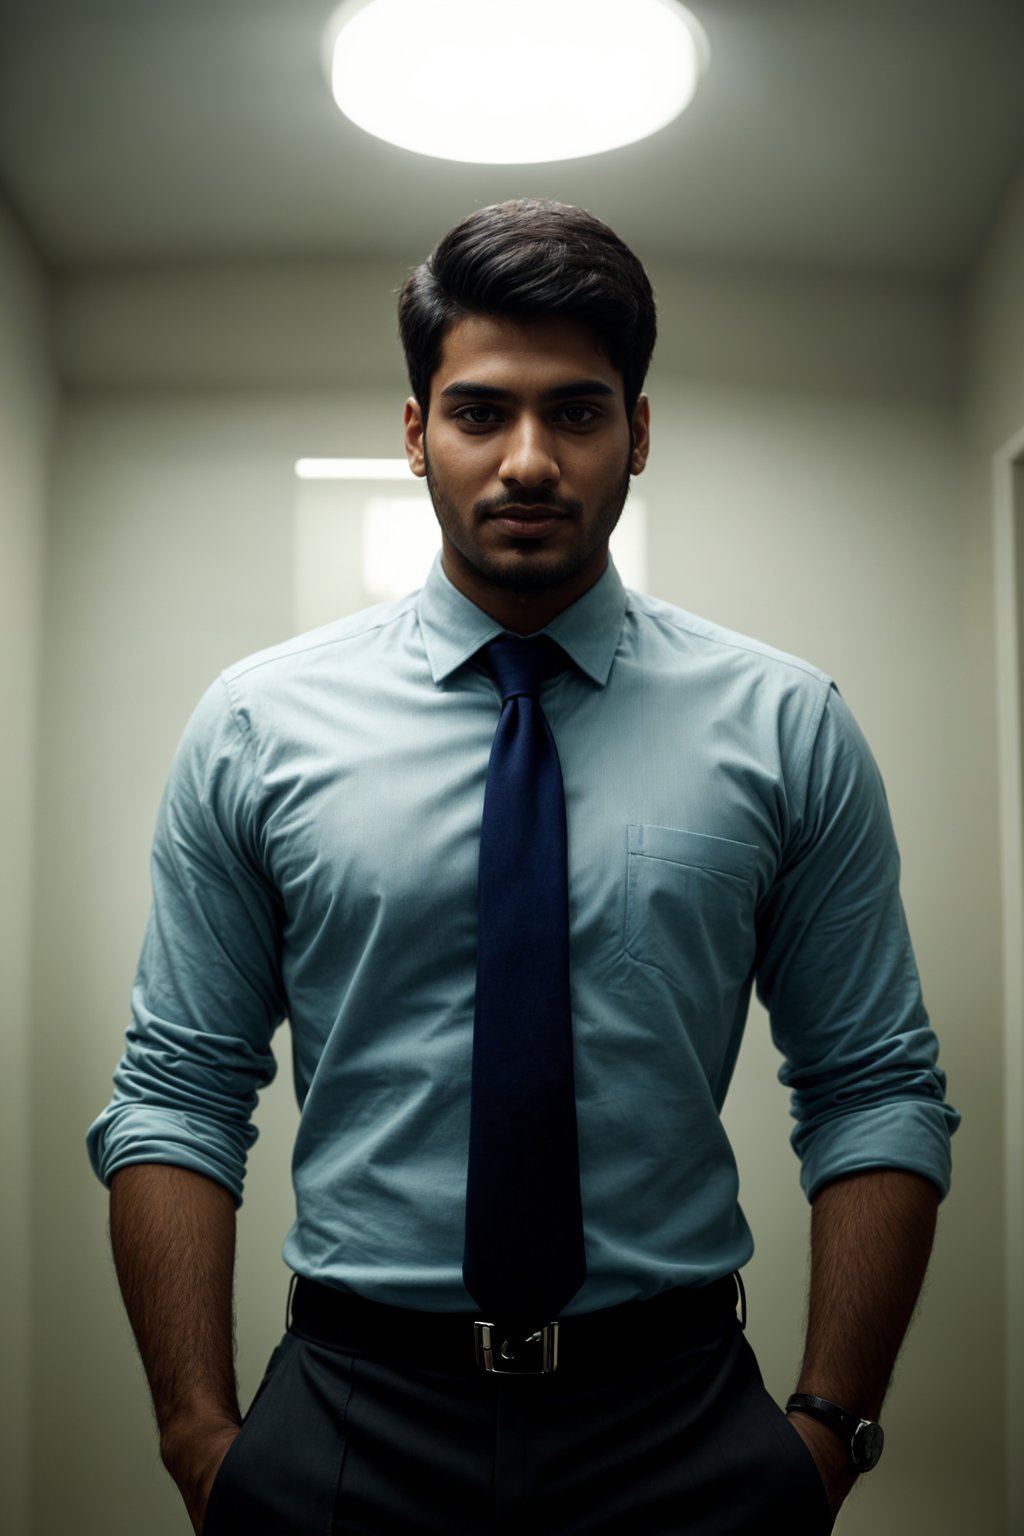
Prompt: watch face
<box><xmin>852</xmin><ymin>1420</ymin><xmax>885</xmax><ymax>1472</ymax></box>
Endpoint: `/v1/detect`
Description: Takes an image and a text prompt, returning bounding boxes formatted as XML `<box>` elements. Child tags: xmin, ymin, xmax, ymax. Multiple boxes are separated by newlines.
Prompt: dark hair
<box><xmin>398</xmin><ymin>198</ymin><xmax>656</xmax><ymax>417</ymax></box>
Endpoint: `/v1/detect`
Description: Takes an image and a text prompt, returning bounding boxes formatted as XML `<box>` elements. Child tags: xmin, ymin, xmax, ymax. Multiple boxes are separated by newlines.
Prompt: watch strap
<box><xmin>785</xmin><ymin>1393</ymin><xmax>884</xmax><ymax>1472</ymax></box>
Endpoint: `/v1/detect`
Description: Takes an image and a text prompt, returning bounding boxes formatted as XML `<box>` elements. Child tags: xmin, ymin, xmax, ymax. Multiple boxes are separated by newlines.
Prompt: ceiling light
<box><xmin>322</xmin><ymin>0</ymin><xmax>709</xmax><ymax>165</ymax></box>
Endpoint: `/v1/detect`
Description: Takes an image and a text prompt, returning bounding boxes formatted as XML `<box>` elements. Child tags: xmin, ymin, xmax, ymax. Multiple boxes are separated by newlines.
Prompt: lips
<box><xmin>485</xmin><ymin>505</ymin><xmax>571</xmax><ymax>537</ymax></box>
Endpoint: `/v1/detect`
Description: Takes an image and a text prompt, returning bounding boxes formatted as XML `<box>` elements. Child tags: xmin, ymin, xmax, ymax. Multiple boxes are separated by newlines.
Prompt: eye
<box><xmin>556</xmin><ymin>404</ymin><xmax>600</xmax><ymax>425</ymax></box>
<box><xmin>454</xmin><ymin>405</ymin><xmax>502</xmax><ymax>427</ymax></box>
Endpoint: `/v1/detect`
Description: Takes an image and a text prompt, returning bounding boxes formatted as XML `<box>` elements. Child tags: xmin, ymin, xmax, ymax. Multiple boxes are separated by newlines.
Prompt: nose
<box><xmin>499</xmin><ymin>418</ymin><xmax>560</xmax><ymax>491</ymax></box>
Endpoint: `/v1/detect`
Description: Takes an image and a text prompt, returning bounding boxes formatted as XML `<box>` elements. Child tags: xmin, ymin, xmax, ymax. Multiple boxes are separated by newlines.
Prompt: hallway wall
<box><xmin>0</xmin><ymin>199</ymin><xmax>55</xmax><ymax>1536</ymax></box>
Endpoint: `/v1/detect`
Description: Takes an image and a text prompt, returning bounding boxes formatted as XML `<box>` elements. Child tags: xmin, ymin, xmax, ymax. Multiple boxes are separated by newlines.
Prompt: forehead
<box><xmin>431</xmin><ymin>313</ymin><xmax>623</xmax><ymax>401</ymax></box>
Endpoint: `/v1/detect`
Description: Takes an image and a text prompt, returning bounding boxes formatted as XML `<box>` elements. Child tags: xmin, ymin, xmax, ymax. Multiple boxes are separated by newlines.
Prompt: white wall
<box><xmin>32</xmin><ymin>253</ymin><xmax>999</xmax><ymax>1533</ymax></box>
<box><xmin>965</xmin><ymin>160</ymin><xmax>1024</xmax><ymax>447</ymax></box>
<box><xmin>0</xmin><ymin>200</ymin><xmax>54</xmax><ymax>1536</ymax></box>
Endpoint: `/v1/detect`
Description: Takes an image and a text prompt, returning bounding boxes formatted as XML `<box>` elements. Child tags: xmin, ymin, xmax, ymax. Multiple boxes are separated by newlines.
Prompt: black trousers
<box><xmin>204</xmin><ymin>1281</ymin><xmax>833</xmax><ymax>1536</ymax></box>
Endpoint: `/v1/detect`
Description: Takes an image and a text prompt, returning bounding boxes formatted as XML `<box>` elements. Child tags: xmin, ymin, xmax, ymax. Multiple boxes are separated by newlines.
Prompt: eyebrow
<box><xmin>438</xmin><ymin>378</ymin><xmax>618</xmax><ymax>404</ymax></box>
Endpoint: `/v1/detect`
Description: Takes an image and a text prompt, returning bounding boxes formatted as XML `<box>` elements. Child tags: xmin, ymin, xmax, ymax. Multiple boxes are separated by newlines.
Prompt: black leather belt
<box><xmin>289</xmin><ymin>1274</ymin><xmax>741</xmax><ymax>1377</ymax></box>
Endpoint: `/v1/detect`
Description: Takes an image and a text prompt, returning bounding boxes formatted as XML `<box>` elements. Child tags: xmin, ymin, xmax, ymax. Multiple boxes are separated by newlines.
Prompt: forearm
<box><xmin>780</xmin><ymin>1168</ymin><xmax>938</xmax><ymax>1518</ymax></box>
<box><xmin>109</xmin><ymin>1163</ymin><xmax>240</xmax><ymax>1454</ymax></box>
<box><xmin>795</xmin><ymin>1167</ymin><xmax>939</xmax><ymax>1416</ymax></box>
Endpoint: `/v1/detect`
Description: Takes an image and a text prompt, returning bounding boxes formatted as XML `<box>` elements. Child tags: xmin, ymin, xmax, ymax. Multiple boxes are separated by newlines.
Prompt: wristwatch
<box><xmin>785</xmin><ymin>1393</ymin><xmax>885</xmax><ymax>1472</ymax></box>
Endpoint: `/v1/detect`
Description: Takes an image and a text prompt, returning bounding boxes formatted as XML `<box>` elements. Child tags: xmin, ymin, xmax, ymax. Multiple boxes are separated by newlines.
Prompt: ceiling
<box><xmin>1</xmin><ymin>0</ymin><xmax>1023</xmax><ymax>282</ymax></box>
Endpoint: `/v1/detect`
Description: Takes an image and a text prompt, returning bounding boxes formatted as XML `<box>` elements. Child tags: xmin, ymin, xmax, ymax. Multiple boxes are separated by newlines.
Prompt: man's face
<box><xmin>404</xmin><ymin>313</ymin><xmax>649</xmax><ymax>627</ymax></box>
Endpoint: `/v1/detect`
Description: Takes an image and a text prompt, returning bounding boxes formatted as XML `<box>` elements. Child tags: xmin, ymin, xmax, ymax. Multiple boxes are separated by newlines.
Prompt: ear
<box><xmin>404</xmin><ymin>398</ymin><xmax>427</xmax><ymax>478</ymax></box>
<box><xmin>630</xmin><ymin>394</ymin><xmax>651</xmax><ymax>476</ymax></box>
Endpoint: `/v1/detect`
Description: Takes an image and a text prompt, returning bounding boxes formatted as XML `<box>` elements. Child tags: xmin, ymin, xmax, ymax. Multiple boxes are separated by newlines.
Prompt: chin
<box><xmin>474</xmin><ymin>547</ymin><xmax>592</xmax><ymax>594</ymax></box>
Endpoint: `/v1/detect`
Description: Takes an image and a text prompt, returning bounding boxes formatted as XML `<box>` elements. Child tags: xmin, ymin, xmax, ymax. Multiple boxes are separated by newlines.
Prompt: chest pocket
<box><xmin>625</xmin><ymin>824</ymin><xmax>759</xmax><ymax>988</ymax></box>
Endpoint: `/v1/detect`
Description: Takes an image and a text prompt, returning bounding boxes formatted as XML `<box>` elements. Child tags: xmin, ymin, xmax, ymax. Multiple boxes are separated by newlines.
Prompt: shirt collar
<box><xmin>418</xmin><ymin>552</ymin><xmax>627</xmax><ymax>687</ymax></box>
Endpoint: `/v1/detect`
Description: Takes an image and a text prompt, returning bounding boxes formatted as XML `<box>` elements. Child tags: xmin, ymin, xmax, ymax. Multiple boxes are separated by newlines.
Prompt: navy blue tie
<box><xmin>463</xmin><ymin>635</ymin><xmax>587</xmax><ymax>1335</ymax></box>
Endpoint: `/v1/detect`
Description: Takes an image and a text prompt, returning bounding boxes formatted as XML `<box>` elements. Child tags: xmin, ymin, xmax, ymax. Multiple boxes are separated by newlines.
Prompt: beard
<box><xmin>423</xmin><ymin>444</ymin><xmax>633</xmax><ymax>594</ymax></box>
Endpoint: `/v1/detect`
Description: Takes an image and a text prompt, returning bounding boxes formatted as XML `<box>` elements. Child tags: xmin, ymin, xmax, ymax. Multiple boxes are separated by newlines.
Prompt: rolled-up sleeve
<box><xmin>86</xmin><ymin>678</ymin><xmax>285</xmax><ymax>1203</ymax></box>
<box><xmin>755</xmin><ymin>684</ymin><xmax>959</xmax><ymax>1199</ymax></box>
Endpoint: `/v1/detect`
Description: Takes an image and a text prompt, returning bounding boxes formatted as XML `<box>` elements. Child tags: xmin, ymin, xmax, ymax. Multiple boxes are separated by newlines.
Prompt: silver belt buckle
<box><xmin>474</xmin><ymin>1321</ymin><xmax>559</xmax><ymax>1374</ymax></box>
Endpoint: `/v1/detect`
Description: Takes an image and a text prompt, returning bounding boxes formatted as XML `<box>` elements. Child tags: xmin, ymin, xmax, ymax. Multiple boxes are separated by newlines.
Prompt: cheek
<box><xmin>435</xmin><ymin>445</ymin><xmax>496</xmax><ymax>495</ymax></box>
<box><xmin>576</xmin><ymin>447</ymin><xmax>630</xmax><ymax>493</ymax></box>
<box><xmin>427</xmin><ymin>426</ymin><xmax>472</xmax><ymax>468</ymax></box>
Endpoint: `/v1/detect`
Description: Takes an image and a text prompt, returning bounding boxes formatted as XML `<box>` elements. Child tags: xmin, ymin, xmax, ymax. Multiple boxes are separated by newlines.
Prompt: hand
<box><xmin>161</xmin><ymin>1414</ymin><xmax>241</xmax><ymax>1535</ymax></box>
<box><xmin>786</xmin><ymin>1410</ymin><xmax>858</xmax><ymax>1523</ymax></box>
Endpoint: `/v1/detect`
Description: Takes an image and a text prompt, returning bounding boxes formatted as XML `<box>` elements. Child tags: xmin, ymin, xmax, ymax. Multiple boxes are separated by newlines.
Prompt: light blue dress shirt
<box><xmin>87</xmin><ymin>555</ymin><xmax>958</xmax><ymax>1313</ymax></box>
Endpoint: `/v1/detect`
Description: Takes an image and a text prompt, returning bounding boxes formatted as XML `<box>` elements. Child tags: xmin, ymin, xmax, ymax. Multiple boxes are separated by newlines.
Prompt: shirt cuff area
<box><xmin>85</xmin><ymin>1104</ymin><xmax>251</xmax><ymax>1205</ymax></box>
<box><xmin>795</xmin><ymin>1099</ymin><xmax>959</xmax><ymax>1202</ymax></box>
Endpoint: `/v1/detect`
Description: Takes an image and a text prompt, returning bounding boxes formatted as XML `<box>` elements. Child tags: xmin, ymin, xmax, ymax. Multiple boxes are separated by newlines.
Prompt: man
<box><xmin>88</xmin><ymin>199</ymin><xmax>958</xmax><ymax>1535</ymax></box>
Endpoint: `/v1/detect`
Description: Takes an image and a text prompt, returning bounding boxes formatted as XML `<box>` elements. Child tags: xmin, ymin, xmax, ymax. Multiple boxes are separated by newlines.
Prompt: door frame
<box><xmin>993</xmin><ymin>424</ymin><xmax>1024</xmax><ymax>1536</ymax></box>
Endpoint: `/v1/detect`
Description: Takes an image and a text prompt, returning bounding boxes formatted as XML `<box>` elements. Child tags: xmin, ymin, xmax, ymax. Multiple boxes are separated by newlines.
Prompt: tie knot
<box><xmin>484</xmin><ymin>635</ymin><xmax>564</xmax><ymax>702</ymax></box>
